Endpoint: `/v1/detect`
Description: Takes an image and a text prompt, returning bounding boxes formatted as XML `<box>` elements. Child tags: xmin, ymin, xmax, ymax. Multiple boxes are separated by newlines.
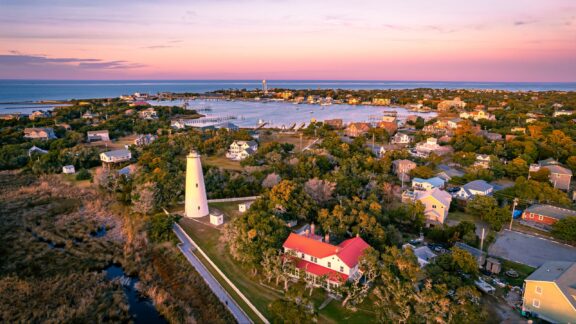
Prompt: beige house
<box><xmin>531</xmin><ymin>159</ymin><xmax>573</xmax><ymax>191</ymax></box>
<box><xmin>345</xmin><ymin>122</ymin><xmax>371</xmax><ymax>137</ymax></box>
<box><xmin>392</xmin><ymin>159</ymin><xmax>417</xmax><ymax>176</ymax></box>
<box><xmin>522</xmin><ymin>261</ymin><xmax>576</xmax><ymax>323</ymax></box>
<box><xmin>459</xmin><ymin>110</ymin><xmax>495</xmax><ymax>121</ymax></box>
<box><xmin>437</xmin><ymin>97</ymin><xmax>466</xmax><ymax>112</ymax></box>
<box><xmin>413</xmin><ymin>188</ymin><xmax>452</xmax><ymax>226</ymax></box>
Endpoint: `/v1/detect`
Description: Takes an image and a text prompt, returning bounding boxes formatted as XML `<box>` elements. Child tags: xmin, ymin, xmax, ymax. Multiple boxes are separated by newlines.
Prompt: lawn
<box><xmin>259</xmin><ymin>132</ymin><xmax>317</xmax><ymax>152</ymax></box>
<box><xmin>500</xmin><ymin>259</ymin><xmax>536</xmax><ymax>287</ymax></box>
<box><xmin>446</xmin><ymin>211</ymin><xmax>479</xmax><ymax>223</ymax></box>
<box><xmin>201</xmin><ymin>155</ymin><xmax>243</xmax><ymax>171</ymax></box>
<box><xmin>179</xmin><ymin>205</ymin><xmax>378</xmax><ymax>324</ymax></box>
<box><xmin>179</xmin><ymin>217</ymin><xmax>281</xmax><ymax>321</ymax></box>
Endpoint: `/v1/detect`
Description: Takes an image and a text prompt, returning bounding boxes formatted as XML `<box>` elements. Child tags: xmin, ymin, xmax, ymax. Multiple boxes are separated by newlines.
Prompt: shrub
<box><xmin>75</xmin><ymin>168</ymin><xmax>92</xmax><ymax>181</ymax></box>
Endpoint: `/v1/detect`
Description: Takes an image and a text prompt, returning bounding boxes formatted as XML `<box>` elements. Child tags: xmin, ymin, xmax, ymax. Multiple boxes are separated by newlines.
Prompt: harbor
<box><xmin>153</xmin><ymin>99</ymin><xmax>437</xmax><ymax>129</ymax></box>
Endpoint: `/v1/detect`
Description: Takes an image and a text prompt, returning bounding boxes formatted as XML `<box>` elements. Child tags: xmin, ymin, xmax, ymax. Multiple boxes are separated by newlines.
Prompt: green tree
<box><xmin>551</xmin><ymin>217</ymin><xmax>576</xmax><ymax>244</ymax></box>
<box><xmin>75</xmin><ymin>168</ymin><xmax>92</xmax><ymax>181</ymax></box>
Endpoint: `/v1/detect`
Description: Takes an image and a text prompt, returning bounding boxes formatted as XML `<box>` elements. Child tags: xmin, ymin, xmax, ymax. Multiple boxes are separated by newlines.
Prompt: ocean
<box><xmin>1</xmin><ymin>80</ymin><xmax>575</xmax><ymax>103</ymax></box>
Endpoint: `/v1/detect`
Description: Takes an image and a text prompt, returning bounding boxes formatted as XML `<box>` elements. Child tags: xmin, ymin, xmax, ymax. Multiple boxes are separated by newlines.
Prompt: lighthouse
<box><xmin>185</xmin><ymin>150</ymin><xmax>209</xmax><ymax>218</ymax></box>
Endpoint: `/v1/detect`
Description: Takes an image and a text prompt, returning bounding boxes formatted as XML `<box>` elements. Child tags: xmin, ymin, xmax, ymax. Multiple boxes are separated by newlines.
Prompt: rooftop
<box><xmin>526</xmin><ymin>261</ymin><xmax>576</xmax><ymax>310</ymax></box>
<box><xmin>525</xmin><ymin>204</ymin><xmax>576</xmax><ymax>220</ymax></box>
<box><xmin>283</xmin><ymin>233</ymin><xmax>370</xmax><ymax>268</ymax></box>
<box><xmin>463</xmin><ymin>180</ymin><xmax>493</xmax><ymax>192</ymax></box>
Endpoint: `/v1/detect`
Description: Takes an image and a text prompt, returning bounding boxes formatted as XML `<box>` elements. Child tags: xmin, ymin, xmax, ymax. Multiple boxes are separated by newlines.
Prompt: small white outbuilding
<box><xmin>238</xmin><ymin>201</ymin><xmax>253</xmax><ymax>213</ymax></box>
<box><xmin>62</xmin><ymin>165</ymin><xmax>76</xmax><ymax>174</ymax></box>
<box><xmin>209</xmin><ymin>211</ymin><xmax>224</xmax><ymax>226</ymax></box>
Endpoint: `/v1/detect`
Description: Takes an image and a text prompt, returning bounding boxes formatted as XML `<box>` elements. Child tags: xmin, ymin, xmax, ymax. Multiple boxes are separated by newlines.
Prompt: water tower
<box><xmin>185</xmin><ymin>150</ymin><xmax>209</xmax><ymax>218</ymax></box>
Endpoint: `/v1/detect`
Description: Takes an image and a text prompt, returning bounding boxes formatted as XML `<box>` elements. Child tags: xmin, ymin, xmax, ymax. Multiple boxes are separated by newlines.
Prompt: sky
<box><xmin>0</xmin><ymin>0</ymin><xmax>575</xmax><ymax>81</ymax></box>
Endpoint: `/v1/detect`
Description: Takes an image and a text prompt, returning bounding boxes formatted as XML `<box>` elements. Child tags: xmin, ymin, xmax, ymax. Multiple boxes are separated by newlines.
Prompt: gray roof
<box><xmin>87</xmin><ymin>130</ymin><xmax>109</xmax><ymax>135</ymax></box>
<box><xmin>525</xmin><ymin>261</ymin><xmax>576</xmax><ymax>310</ymax></box>
<box><xmin>525</xmin><ymin>204</ymin><xmax>576</xmax><ymax>220</ymax></box>
<box><xmin>437</xmin><ymin>164</ymin><xmax>465</xmax><ymax>177</ymax></box>
<box><xmin>463</xmin><ymin>180</ymin><xmax>493</xmax><ymax>192</ymax></box>
<box><xmin>538</xmin><ymin>158</ymin><xmax>559</xmax><ymax>166</ymax></box>
<box><xmin>102</xmin><ymin>149</ymin><xmax>131</xmax><ymax>158</ymax></box>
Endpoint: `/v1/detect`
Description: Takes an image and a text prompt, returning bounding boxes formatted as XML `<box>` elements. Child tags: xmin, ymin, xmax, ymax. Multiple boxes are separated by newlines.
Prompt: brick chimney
<box><xmin>324</xmin><ymin>232</ymin><xmax>330</xmax><ymax>243</ymax></box>
<box><xmin>311</xmin><ymin>223</ymin><xmax>315</xmax><ymax>236</ymax></box>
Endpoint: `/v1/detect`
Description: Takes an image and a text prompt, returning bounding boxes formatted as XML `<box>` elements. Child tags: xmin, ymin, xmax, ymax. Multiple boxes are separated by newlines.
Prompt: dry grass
<box><xmin>259</xmin><ymin>132</ymin><xmax>316</xmax><ymax>152</ymax></box>
<box><xmin>0</xmin><ymin>172</ymin><xmax>129</xmax><ymax>322</ymax></box>
<box><xmin>201</xmin><ymin>155</ymin><xmax>244</xmax><ymax>171</ymax></box>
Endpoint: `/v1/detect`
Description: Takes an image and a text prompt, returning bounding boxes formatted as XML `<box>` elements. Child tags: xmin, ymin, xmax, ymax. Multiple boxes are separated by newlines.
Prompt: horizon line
<box><xmin>1</xmin><ymin>78</ymin><xmax>576</xmax><ymax>84</ymax></box>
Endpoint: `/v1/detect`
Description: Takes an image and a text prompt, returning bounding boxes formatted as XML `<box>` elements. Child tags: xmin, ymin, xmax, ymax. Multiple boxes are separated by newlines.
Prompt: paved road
<box><xmin>489</xmin><ymin>230</ymin><xmax>576</xmax><ymax>267</ymax></box>
<box><xmin>173</xmin><ymin>225</ymin><xmax>252</xmax><ymax>324</ymax></box>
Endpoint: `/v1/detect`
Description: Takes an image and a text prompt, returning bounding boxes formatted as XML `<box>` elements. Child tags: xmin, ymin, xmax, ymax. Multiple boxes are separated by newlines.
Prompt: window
<box><xmin>538</xmin><ymin>215</ymin><xmax>544</xmax><ymax>221</ymax></box>
<box><xmin>532</xmin><ymin>299</ymin><xmax>540</xmax><ymax>308</ymax></box>
<box><xmin>432</xmin><ymin>205</ymin><xmax>437</xmax><ymax>209</ymax></box>
<box><xmin>340</xmin><ymin>266</ymin><xmax>344</xmax><ymax>272</ymax></box>
<box><xmin>196</xmin><ymin>183</ymin><xmax>198</xmax><ymax>188</ymax></box>
<box><xmin>535</xmin><ymin>286</ymin><xmax>542</xmax><ymax>294</ymax></box>
<box><xmin>197</xmin><ymin>206</ymin><xmax>200</xmax><ymax>210</ymax></box>
<box><xmin>530</xmin><ymin>214</ymin><xmax>534</xmax><ymax>219</ymax></box>
<box><xmin>327</xmin><ymin>262</ymin><xmax>331</xmax><ymax>268</ymax></box>
<box><xmin>301</xmin><ymin>253</ymin><xmax>305</xmax><ymax>259</ymax></box>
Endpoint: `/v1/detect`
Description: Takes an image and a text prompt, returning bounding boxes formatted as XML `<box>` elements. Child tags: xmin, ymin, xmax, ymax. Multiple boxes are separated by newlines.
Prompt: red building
<box><xmin>522</xmin><ymin>204</ymin><xmax>576</xmax><ymax>226</ymax></box>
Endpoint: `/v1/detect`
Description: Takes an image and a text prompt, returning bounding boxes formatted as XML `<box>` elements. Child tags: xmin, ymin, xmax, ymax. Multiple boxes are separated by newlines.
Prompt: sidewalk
<box><xmin>173</xmin><ymin>224</ymin><xmax>253</xmax><ymax>324</ymax></box>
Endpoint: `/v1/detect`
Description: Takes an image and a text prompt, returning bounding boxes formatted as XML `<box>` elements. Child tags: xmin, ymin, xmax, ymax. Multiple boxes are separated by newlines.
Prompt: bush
<box><xmin>75</xmin><ymin>168</ymin><xmax>92</xmax><ymax>181</ymax></box>
<box><xmin>551</xmin><ymin>217</ymin><xmax>576</xmax><ymax>244</ymax></box>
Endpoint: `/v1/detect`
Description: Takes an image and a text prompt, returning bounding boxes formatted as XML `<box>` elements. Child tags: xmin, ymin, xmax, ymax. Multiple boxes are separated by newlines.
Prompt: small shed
<box><xmin>210</xmin><ymin>211</ymin><xmax>224</xmax><ymax>226</ymax></box>
<box><xmin>238</xmin><ymin>201</ymin><xmax>254</xmax><ymax>213</ymax></box>
<box><xmin>485</xmin><ymin>257</ymin><xmax>501</xmax><ymax>274</ymax></box>
<box><xmin>62</xmin><ymin>165</ymin><xmax>76</xmax><ymax>174</ymax></box>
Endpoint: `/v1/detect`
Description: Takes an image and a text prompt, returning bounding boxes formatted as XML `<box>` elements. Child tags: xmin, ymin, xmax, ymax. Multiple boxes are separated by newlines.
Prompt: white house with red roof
<box><xmin>282</xmin><ymin>230</ymin><xmax>370</xmax><ymax>291</ymax></box>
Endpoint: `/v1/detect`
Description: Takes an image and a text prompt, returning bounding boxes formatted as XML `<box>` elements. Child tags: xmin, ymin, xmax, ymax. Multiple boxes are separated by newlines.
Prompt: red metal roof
<box><xmin>296</xmin><ymin>259</ymin><xmax>349</xmax><ymax>282</ymax></box>
<box><xmin>283</xmin><ymin>233</ymin><xmax>370</xmax><ymax>268</ymax></box>
<box><xmin>336</xmin><ymin>237</ymin><xmax>370</xmax><ymax>267</ymax></box>
<box><xmin>283</xmin><ymin>233</ymin><xmax>337</xmax><ymax>258</ymax></box>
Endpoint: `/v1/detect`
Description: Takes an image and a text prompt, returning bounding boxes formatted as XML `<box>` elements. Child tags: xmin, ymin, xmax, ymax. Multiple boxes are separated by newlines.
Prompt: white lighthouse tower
<box><xmin>185</xmin><ymin>150</ymin><xmax>209</xmax><ymax>218</ymax></box>
<box><xmin>262</xmin><ymin>79</ymin><xmax>268</xmax><ymax>95</ymax></box>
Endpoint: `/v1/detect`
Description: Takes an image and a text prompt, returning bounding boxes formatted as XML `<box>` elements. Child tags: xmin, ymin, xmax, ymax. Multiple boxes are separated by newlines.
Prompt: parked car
<box><xmin>475</xmin><ymin>279</ymin><xmax>496</xmax><ymax>294</ymax></box>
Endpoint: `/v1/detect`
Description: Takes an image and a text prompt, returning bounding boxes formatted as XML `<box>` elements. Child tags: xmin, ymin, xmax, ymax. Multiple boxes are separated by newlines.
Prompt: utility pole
<box><xmin>509</xmin><ymin>198</ymin><xmax>519</xmax><ymax>231</ymax></box>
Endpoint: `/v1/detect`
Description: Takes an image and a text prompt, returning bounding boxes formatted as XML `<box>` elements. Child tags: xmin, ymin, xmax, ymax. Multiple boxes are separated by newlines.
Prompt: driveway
<box><xmin>488</xmin><ymin>230</ymin><xmax>576</xmax><ymax>267</ymax></box>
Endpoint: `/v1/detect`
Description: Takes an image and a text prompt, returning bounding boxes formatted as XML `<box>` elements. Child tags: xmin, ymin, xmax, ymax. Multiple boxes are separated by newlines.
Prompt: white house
<box><xmin>226</xmin><ymin>140</ymin><xmax>258</xmax><ymax>161</ymax></box>
<box><xmin>413</xmin><ymin>138</ymin><xmax>452</xmax><ymax>157</ymax></box>
<box><xmin>238</xmin><ymin>201</ymin><xmax>254</xmax><ymax>213</ymax></box>
<box><xmin>62</xmin><ymin>165</ymin><xmax>76</xmax><ymax>174</ymax></box>
<box><xmin>100</xmin><ymin>149</ymin><xmax>132</xmax><ymax>163</ymax></box>
<box><xmin>391</xmin><ymin>133</ymin><xmax>413</xmax><ymax>145</ymax></box>
<box><xmin>473</xmin><ymin>154</ymin><xmax>491</xmax><ymax>169</ymax></box>
<box><xmin>455</xmin><ymin>180</ymin><xmax>494</xmax><ymax>200</ymax></box>
<box><xmin>283</xmin><ymin>230</ymin><xmax>370</xmax><ymax>292</ymax></box>
<box><xmin>138</xmin><ymin>107</ymin><xmax>158</xmax><ymax>120</ymax></box>
<box><xmin>412</xmin><ymin>177</ymin><xmax>445</xmax><ymax>191</ymax></box>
